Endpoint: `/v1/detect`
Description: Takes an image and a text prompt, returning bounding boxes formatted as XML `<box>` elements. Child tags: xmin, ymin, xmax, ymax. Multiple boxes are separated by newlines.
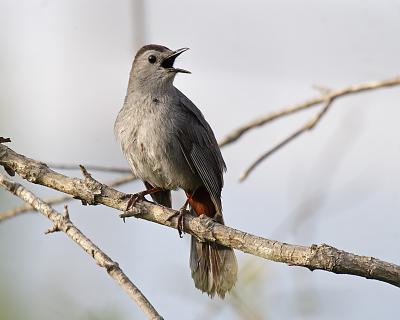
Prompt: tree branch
<box><xmin>0</xmin><ymin>172</ymin><xmax>163</xmax><ymax>320</ymax></box>
<box><xmin>239</xmin><ymin>98</ymin><xmax>334</xmax><ymax>181</ymax></box>
<box><xmin>0</xmin><ymin>174</ymin><xmax>135</xmax><ymax>222</ymax></box>
<box><xmin>48</xmin><ymin>163</ymin><xmax>132</xmax><ymax>174</ymax></box>
<box><xmin>1</xmin><ymin>144</ymin><xmax>399</xmax><ymax>288</ymax></box>
<box><xmin>219</xmin><ymin>76</ymin><xmax>400</xmax><ymax>148</ymax></box>
<box><xmin>0</xmin><ymin>137</ymin><xmax>11</xmax><ymax>143</ymax></box>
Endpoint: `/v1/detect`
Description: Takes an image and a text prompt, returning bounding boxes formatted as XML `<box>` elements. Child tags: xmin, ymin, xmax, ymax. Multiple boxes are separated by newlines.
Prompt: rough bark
<box><xmin>1</xmin><ymin>143</ymin><xmax>399</xmax><ymax>288</ymax></box>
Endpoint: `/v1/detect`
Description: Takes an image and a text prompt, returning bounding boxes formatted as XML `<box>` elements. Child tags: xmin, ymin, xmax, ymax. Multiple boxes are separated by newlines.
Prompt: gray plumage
<box><xmin>114</xmin><ymin>44</ymin><xmax>237</xmax><ymax>298</ymax></box>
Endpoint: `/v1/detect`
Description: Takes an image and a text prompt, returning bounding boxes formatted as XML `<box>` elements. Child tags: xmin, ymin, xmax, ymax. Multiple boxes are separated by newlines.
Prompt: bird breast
<box><xmin>115</xmin><ymin>95</ymin><xmax>201</xmax><ymax>191</ymax></box>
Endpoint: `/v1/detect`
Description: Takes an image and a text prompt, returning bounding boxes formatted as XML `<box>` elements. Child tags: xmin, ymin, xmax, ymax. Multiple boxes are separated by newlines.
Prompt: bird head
<box><xmin>129</xmin><ymin>44</ymin><xmax>190</xmax><ymax>91</ymax></box>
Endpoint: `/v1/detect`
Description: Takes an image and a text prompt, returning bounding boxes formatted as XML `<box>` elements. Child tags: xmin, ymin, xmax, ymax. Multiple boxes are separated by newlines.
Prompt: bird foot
<box><xmin>118</xmin><ymin>192</ymin><xmax>146</xmax><ymax>223</ymax></box>
<box><xmin>121</xmin><ymin>186</ymin><xmax>164</xmax><ymax>212</ymax></box>
<box><xmin>120</xmin><ymin>186</ymin><xmax>165</xmax><ymax>222</ymax></box>
<box><xmin>176</xmin><ymin>208</ymin><xmax>189</xmax><ymax>238</ymax></box>
<box><xmin>167</xmin><ymin>204</ymin><xmax>189</xmax><ymax>238</ymax></box>
<box><xmin>174</xmin><ymin>199</ymin><xmax>190</xmax><ymax>238</ymax></box>
<box><xmin>124</xmin><ymin>192</ymin><xmax>146</xmax><ymax>211</ymax></box>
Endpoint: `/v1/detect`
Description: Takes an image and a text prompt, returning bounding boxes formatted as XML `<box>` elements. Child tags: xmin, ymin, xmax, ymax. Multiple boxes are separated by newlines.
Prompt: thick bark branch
<box><xmin>0</xmin><ymin>173</ymin><xmax>163</xmax><ymax>320</ymax></box>
<box><xmin>1</xmin><ymin>144</ymin><xmax>399</xmax><ymax>288</ymax></box>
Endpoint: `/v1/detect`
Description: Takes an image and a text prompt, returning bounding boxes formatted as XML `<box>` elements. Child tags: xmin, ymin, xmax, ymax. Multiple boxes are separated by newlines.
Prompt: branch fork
<box><xmin>45</xmin><ymin>205</ymin><xmax>71</xmax><ymax>234</ymax></box>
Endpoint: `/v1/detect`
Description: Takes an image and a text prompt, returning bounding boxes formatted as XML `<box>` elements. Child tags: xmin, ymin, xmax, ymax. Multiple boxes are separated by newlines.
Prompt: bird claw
<box><xmin>122</xmin><ymin>186</ymin><xmax>164</xmax><ymax>212</ymax></box>
<box><xmin>171</xmin><ymin>208</ymin><xmax>187</xmax><ymax>238</ymax></box>
<box><xmin>125</xmin><ymin>192</ymin><xmax>145</xmax><ymax>211</ymax></box>
<box><xmin>177</xmin><ymin>209</ymin><xmax>188</xmax><ymax>238</ymax></box>
<box><xmin>167</xmin><ymin>207</ymin><xmax>188</xmax><ymax>238</ymax></box>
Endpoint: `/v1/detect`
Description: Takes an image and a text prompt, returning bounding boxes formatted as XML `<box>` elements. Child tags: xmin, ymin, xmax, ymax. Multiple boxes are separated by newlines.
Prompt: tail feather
<box><xmin>144</xmin><ymin>182</ymin><xmax>238</xmax><ymax>297</ymax></box>
<box><xmin>188</xmin><ymin>186</ymin><xmax>238</xmax><ymax>298</ymax></box>
<box><xmin>190</xmin><ymin>235</ymin><xmax>237</xmax><ymax>298</ymax></box>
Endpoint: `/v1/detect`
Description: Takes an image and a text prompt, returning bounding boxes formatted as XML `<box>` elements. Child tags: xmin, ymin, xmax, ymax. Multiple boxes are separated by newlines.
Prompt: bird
<box><xmin>114</xmin><ymin>44</ymin><xmax>237</xmax><ymax>298</ymax></box>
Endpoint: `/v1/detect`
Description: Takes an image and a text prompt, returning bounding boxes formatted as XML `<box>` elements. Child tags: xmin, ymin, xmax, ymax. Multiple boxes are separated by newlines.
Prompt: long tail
<box><xmin>190</xmin><ymin>234</ymin><xmax>237</xmax><ymax>298</ymax></box>
<box><xmin>188</xmin><ymin>187</ymin><xmax>237</xmax><ymax>298</ymax></box>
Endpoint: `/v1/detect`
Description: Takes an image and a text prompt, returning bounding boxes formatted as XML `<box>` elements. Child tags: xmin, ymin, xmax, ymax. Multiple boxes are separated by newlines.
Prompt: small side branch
<box><xmin>0</xmin><ymin>174</ymin><xmax>135</xmax><ymax>222</ymax></box>
<box><xmin>48</xmin><ymin>163</ymin><xmax>132</xmax><ymax>174</ymax></box>
<box><xmin>0</xmin><ymin>173</ymin><xmax>163</xmax><ymax>320</ymax></box>
<box><xmin>239</xmin><ymin>98</ymin><xmax>334</xmax><ymax>181</ymax></box>
<box><xmin>0</xmin><ymin>137</ymin><xmax>11</xmax><ymax>143</ymax></box>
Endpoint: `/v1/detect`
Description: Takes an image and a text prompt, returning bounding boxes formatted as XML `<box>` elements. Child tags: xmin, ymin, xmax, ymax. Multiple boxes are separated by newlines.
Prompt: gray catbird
<box><xmin>114</xmin><ymin>44</ymin><xmax>237</xmax><ymax>298</ymax></box>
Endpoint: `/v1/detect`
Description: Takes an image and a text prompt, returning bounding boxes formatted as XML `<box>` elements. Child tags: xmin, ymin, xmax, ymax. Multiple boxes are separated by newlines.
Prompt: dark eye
<box><xmin>148</xmin><ymin>55</ymin><xmax>156</xmax><ymax>64</ymax></box>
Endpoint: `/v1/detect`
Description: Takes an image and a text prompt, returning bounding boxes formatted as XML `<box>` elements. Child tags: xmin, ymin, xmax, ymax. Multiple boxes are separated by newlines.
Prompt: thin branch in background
<box><xmin>48</xmin><ymin>163</ymin><xmax>132</xmax><ymax>174</ymax></box>
<box><xmin>0</xmin><ymin>174</ymin><xmax>135</xmax><ymax>222</ymax></box>
<box><xmin>199</xmin><ymin>259</ymin><xmax>266</xmax><ymax>320</ymax></box>
<box><xmin>229</xmin><ymin>290</ymin><xmax>264</xmax><ymax>320</ymax></box>
<box><xmin>229</xmin><ymin>260</ymin><xmax>265</xmax><ymax>320</ymax></box>
<box><xmin>0</xmin><ymin>194</ymin><xmax>68</xmax><ymax>222</ymax></box>
<box><xmin>0</xmin><ymin>173</ymin><xmax>163</xmax><ymax>320</ymax></box>
<box><xmin>239</xmin><ymin>98</ymin><xmax>334</xmax><ymax>181</ymax></box>
<box><xmin>219</xmin><ymin>76</ymin><xmax>400</xmax><ymax>148</ymax></box>
<box><xmin>272</xmin><ymin>110</ymin><xmax>363</xmax><ymax>239</ymax></box>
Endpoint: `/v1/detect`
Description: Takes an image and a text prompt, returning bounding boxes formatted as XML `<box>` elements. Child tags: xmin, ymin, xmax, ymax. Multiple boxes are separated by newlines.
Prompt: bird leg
<box><xmin>167</xmin><ymin>193</ymin><xmax>194</xmax><ymax>238</ymax></box>
<box><xmin>124</xmin><ymin>187</ymin><xmax>164</xmax><ymax>211</ymax></box>
<box><xmin>167</xmin><ymin>197</ymin><xmax>191</xmax><ymax>238</ymax></box>
<box><xmin>177</xmin><ymin>198</ymin><xmax>190</xmax><ymax>238</ymax></box>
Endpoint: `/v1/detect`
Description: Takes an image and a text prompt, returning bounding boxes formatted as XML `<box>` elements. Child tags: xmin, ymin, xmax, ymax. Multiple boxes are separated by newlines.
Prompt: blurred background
<box><xmin>1</xmin><ymin>0</ymin><xmax>400</xmax><ymax>319</ymax></box>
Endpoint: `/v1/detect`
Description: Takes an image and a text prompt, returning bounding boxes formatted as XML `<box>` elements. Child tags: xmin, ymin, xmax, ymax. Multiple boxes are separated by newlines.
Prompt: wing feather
<box><xmin>175</xmin><ymin>89</ymin><xmax>226</xmax><ymax>213</ymax></box>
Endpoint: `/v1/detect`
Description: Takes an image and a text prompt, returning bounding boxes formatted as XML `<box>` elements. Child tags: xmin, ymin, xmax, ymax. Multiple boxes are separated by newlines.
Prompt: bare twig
<box><xmin>0</xmin><ymin>174</ymin><xmax>135</xmax><ymax>222</ymax></box>
<box><xmin>48</xmin><ymin>163</ymin><xmax>132</xmax><ymax>174</ymax></box>
<box><xmin>0</xmin><ymin>137</ymin><xmax>11</xmax><ymax>143</ymax></box>
<box><xmin>1</xmin><ymin>144</ymin><xmax>399</xmax><ymax>288</ymax></box>
<box><xmin>1</xmin><ymin>137</ymin><xmax>15</xmax><ymax>176</ymax></box>
<box><xmin>239</xmin><ymin>98</ymin><xmax>334</xmax><ymax>181</ymax></box>
<box><xmin>219</xmin><ymin>76</ymin><xmax>400</xmax><ymax>148</ymax></box>
<box><xmin>0</xmin><ymin>173</ymin><xmax>163</xmax><ymax>320</ymax></box>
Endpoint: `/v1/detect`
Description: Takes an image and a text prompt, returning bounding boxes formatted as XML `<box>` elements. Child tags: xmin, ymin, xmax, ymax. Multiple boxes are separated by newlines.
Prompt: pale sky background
<box><xmin>1</xmin><ymin>1</ymin><xmax>400</xmax><ymax>319</ymax></box>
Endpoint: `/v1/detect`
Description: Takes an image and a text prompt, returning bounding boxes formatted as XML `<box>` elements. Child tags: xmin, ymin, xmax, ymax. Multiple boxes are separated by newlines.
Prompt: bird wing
<box><xmin>175</xmin><ymin>89</ymin><xmax>226</xmax><ymax>213</ymax></box>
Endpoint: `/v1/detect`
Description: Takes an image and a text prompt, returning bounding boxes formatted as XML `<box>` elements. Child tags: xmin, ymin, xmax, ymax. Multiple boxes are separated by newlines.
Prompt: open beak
<box><xmin>161</xmin><ymin>48</ymin><xmax>191</xmax><ymax>74</ymax></box>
